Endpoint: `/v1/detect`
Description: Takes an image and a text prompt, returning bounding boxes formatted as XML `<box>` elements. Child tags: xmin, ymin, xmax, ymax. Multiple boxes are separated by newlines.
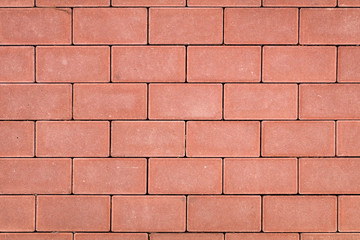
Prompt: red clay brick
<box><xmin>188</xmin><ymin>0</ymin><xmax>260</xmax><ymax>6</ymax></box>
<box><xmin>73</xmin><ymin>158</ymin><xmax>146</xmax><ymax>194</ymax></box>
<box><xmin>263</xmin><ymin>196</ymin><xmax>337</xmax><ymax>232</ymax></box>
<box><xmin>112</xmin><ymin>196</ymin><xmax>186</xmax><ymax>232</ymax></box>
<box><xmin>74</xmin><ymin>84</ymin><xmax>147</xmax><ymax>119</ymax></box>
<box><xmin>226</xmin><ymin>233</ymin><xmax>299</xmax><ymax>240</ymax></box>
<box><xmin>0</xmin><ymin>8</ymin><xmax>70</xmax><ymax>44</ymax></box>
<box><xmin>149</xmin><ymin>84</ymin><xmax>222</xmax><ymax>120</ymax></box>
<box><xmin>300</xmin><ymin>84</ymin><xmax>360</xmax><ymax>119</ymax></box>
<box><xmin>0</xmin><ymin>121</ymin><xmax>34</xmax><ymax>157</ymax></box>
<box><xmin>300</xmin><ymin>8</ymin><xmax>360</xmax><ymax>44</ymax></box>
<box><xmin>111</xmin><ymin>121</ymin><xmax>185</xmax><ymax>157</ymax></box>
<box><xmin>337</xmin><ymin>121</ymin><xmax>360</xmax><ymax>156</ymax></box>
<box><xmin>36</xmin><ymin>0</ymin><xmax>109</xmax><ymax>6</ymax></box>
<box><xmin>75</xmin><ymin>233</ymin><xmax>148</xmax><ymax>240</ymax></box>
<box><xmin>187</xmin><ymin>121</ymin><xmax>260</xmax><ymax>157</ymax></box>
<box><xmin>36</xmin><ymin>121</ymin><xmax>109</xmax><ymax>157</ymax></box>
<box><xmin>187</xmin><ymin>196</ymin><xmax>261</xmax><ymax>232</ymax></box>
<box><xmin>187</xmin><ymin>46</ymin><xmax>261</xmax><ymax>82</ymax></box>
<box><xmin>113</xmin><ymin>0</ymin><xmax>185</xmax><ymax>6</ymax></box>
<box><xmin>151</xmin><ymin>233</ymin><xmax>224</xmax><ymax>240</ymax></box>
<box><xmin>73</xmin><ymin>8</ymin><xmax>147</xmax><ymax>44</ymax></box>
<box><xmin>263</xmin><ymin>46</ymin><xmax>336</xmax><ymax>82</ymax></box>
<box><xmin>0</xmin><ymin>196</ymin><xmax>35</xmax><ymax>232</ymax></box>
<box><xmin>37</xmin><ymin>195</ymin><xmax>110</xmax><ymax>231</ymax></box>
<box><xmin>112</xmin><ymin>46</ymin><xmax>185</xmax><ymax>83</ymax></box>
<box><xmin>339</xmin><ymin>196</ymin><xmax>360</xmax><ymax>232</ymax></box>
<box><xmin>300</xmin><ymin>158</ymin><xmax>360</xmax><ymax>194</ymax></box>
<box><xmin>339</xmin><ymin>0</ymin><xmax>360</xmax><ymax>6</ymax></box>
<box><xmin>263</xmin><ymin>0</ymin><xmax>336</xmax><ymax>6</ymax></box>
<box><xmin>0</xmin><ymin>47</ymin><xmax>33</xmax><ymax>82</ymax></box>
<box><xmin>225</xmin><ymin>8</ymin><xmax>298</xmax><ymax>44</ymax></box>
<box><xmin>0</xmin><ymin>158</ymin><xmax>71</xmax><ymax>194</ymax></box>
<box><xmin>0</xmin><ymin>84</ymin><xmax>71</xmax><ymax>120</ymax></box>
<box><xmin>0</xmin><ymin>0</ymin><xmax>34</xmax><ymax>6</ymax></box>
<box><xmin>148</xmin><ymin>158</ymin><xmax>222</xmax><ymax>194</ymax></box>
<box><xmin>149</xmin><ymin>8</ymin><xmax>223</xmax><ymax>44</ymax></box>
<box><xmin>224</xmin><ymin>158</ymin><xmax>297</xmax><ymax>194</ymax></box>
<box><xmin>302</xmin><ymin>233</ymin><xmax>360</xmax><ymax>240</ymax></box>
<box><xmin>224</xmin><ymin>84</ymin><xmax>297</xmax><ymax>119</ymax></box>
<box><xmin>262</xmin><ymin>121</ymin><xmax>335</xmax><ymax>157</ymax></box>
<box><xmin>338</xmin><ymin>47</ymin><xmax>360</xmax><ymax>82</ymax></box>
<box><xmin>36</xmin><ymin>46</ymin><xmax>110</xmax><ymax>83</ymax></box>
<box><xmin>0</xmin><ymin>233</ymin><xmax>72</xmax><ymax>240</ymax></box>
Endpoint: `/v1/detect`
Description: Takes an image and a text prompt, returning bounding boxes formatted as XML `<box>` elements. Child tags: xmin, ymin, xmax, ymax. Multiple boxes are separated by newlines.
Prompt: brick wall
<box><xmin>1</xmin><ymin>0</ymin><xmax>360</xmax><ymax>239</ymax></box>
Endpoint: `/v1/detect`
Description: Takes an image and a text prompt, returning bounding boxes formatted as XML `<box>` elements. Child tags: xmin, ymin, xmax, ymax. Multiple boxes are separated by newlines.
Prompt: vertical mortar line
<box><xmin>109</xmin><ymin>121</ymin><xmax>112</xmax><ymax>157</ymax></box>
<box><xmin>34</xmin><ymin>194</ymin><xmax>37</xmax><ymax>232</ymax></box>
<box><xmin>260</xmin><ymin>195</ymin><xmax>263</xmax><ymax>232</ymax></box>
<box><xmin>34</xmin><ymin>0</ymin><xmax>36</xmax><ymax>7</ymax></box>
<box><xmin>110</xmin><ymin>195</ymin><xmax>113</xmax><ymax>232</ymax></box>
<box><xmin>110</xmin><ymin>46</ymin><xmax>112</xmax><ymax>82</ymax></box>
<box><xmin>73</xmin><ymin>233</ymin><xmax>75</xmax><ymax>240</ymax></box>
<box><xmin>185</xmin><ymin>46</ymin><xmax>188</xmax><ymax>83</ymax></box>
<box><xmin>185</xmin><ymin>195</ymin><xmax>188</xmax><ymax>232</ymax></box>
<box><xmin>71</xmin><ymin>8</ymin><xmax>74</xmax><ymax>45</ymax></box>
<box><xmin>297</xmin><ymin>157</ymin><xmax>300</xmax><ymax>194</ymax></box>
<box><xmin>184</xmin><ymin>120</ymin><xmax>187</xmax><ymax>157</ymax></box>
<box><xmin>335</xmin><ymin>46</ymin><xmax>339</xmax><ymax>83</ymax></box>
<box><xmin>147</xmin><ymin>7</ymin><xmax>150</xmax><ymax>45</ymax></box>
<box><xmin>297</xmin><ymin>8</ymin><xmax>300</xmax><ymax>45</ymax></box>
<box><xmin>260</xmin><ymin>46</ymin><xmax>263</xmax><ymax>83</ymax></box>
<box><xmin>146</xmin><ymin>158</ymin><xmax>149</xmax><ymax>194</ymax></box>
<box><xmin>337</xmin><ymin>195</ymin><xmax>339</xmax><ymax>232</ymax></box>
<box><xmin>34</xmin><ymin>46</ymin><xmax>36</xmax><ymax>83</ymax></box>
<box><xmin>147</xmin><ymin>83</ymin><xmax>150</xmax><ymax>120</ymax></box>
<box><xmin>222</xmin><ymin>158</ymin><xmax>224</xmax><ymax>194</ymax></box>
<box><xmin>259</xmin><ymin>121</ymin><xmax>262</xmax><ymax>157</ymax></box>
<box><xmin>222</xmin><ymin>7</ymin><xmax>225</xmax><ymax>45</ymax></box>
<box><xmin>34</xmin><ymin>121</ymin><xmax>36</xmax><ymax>157</ymax></box>
<box><xmin>71</xmin><ymin>158</ymin><xmax>74</xmax><ymax>194</ymax></box>
<box><xmin>71</xmin><ymin>83</ymin><xmax>74</xmax><ymax>120</ymax></box>
<box><xmin>297</xmin><ymin>83</ymin><xmax>300</xmax><ymax>120</ymax></box>
<box><xmin>222</xmin><ymin>83</ymin><xmax>225</xmax><ymax>120</ymax></box>
<box><xmin>335</xmin><ymin>120</ymin><xmax>337</xmax><ymax>157</ymax></box>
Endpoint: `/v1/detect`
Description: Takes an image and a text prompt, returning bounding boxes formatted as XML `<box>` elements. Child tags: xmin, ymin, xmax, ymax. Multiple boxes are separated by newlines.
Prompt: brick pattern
<box><xmin>1</xmin><ymin>1</ymin><xmax>360</xmax><ymax>239</ymax></box>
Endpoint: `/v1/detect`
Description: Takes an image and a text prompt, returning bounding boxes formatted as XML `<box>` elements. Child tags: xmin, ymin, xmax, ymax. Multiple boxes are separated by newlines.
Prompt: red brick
<box><xmin>224</xmin><ymin>84</ymin><xmax>297</xmax><ymax>119</ymax></box>
<box><xmin>187</xmin><ymin>121</ymin><xmax>260</xmax><ymax>157</ymax></box>
<box><xmin>302</xmin><ymin>233</ymin><xmax>360</xmax><ymax>240</ymax></box>
<box><xmin>36</xmin><ymin>0</ymin><xmax>109</xmax><ymax>6</ymax></box>
<box><xmin>73</xmin><ymin>158</ymin><xmax>146</xmax><ymax>194</ymax></box>
<box><xmin>225</xmin><ymin>8</ymin><xmax>298</xmax><ymax>44</ymax></box>
<box><xmin>0</xmin><ymin>196</ymin><xmax>35</xmax><ymax>232</ymax></box>
<box><xmin>36</xmin><ymin>121</ymin><xmax>109</xmax><ymax>157</ymax></box>
<box><xmin>263</xmin><ymin>196</ymin><xmax>337</xmax><ymax>232</ymax></box>
<box><xmin>300</xmin><ymin>158</ymin><xmax>360</xmax><ymax>194</ymax></box>
<box><xmin>300</xmin><ymin>8</ymin><xmax>360</xmax><ymax>44</ymax></box>
<box><xmin>74</xmin><ymin>84</ymin><xmax>147</xmax><ymax>119</ymax></box>
<box><xmin>37</xmin><ymin>46</ymin><xmax>110</xmax><ymax>83</ymax></box>
<box><xmin>0</xmin><ymin>158</ymin><xmax>71</xmax><ymax>194</ymax></box>
<box><xmin>263</xmin><ymin>46</ymin><xmax>336</xmax><ymax>82</ymax></box>
<box><xmin>338</xmin><ymin>47</ymin><xmax>360</xmax><ymax>82</ymax></box>
<box><xmin>188</xmin><ymin>0</ymin><xmax>260</xmax><ymax>6</ymax></box>
<box><xmin>0</xmin><ymin>233</ymin><xmax>72</xmax><ymax>240</ymax></box>
<box><xmin>187</xmin><ymin>47</ymin><xmax>261</xmax><ymax>82</ymax></box>
<box><xmin>111</xmin><ymin>121</ymin><xmax>185</xmax><ymax>157</ymax></box>
<box><xmin>73</xmin><ymin>8</ymin><xmax>147</xmax><ymax>44</ymax></box>
<box><xmin>149</xmin><ymin>8</ymin><xmax>223</xmax><ymax>44</ymax></box>
<box><xmin>148</xmin><ymin>158</ymin><xmax>222</xmax><ymax>194</ymax></box>
<box><xmin>0</xmin><ymin>0</ymin><xmax>34</xmax><ymax>6</ymax></box>
<box><xmin>37</xmin><ymin>195</ymin><xmax>110</xmax><ymax>231</ymax></box>
<box><xmin>0</xmin><ymin>121</ymin><xmax>34</xmax><ymax>157</ymax></box>
<box><xmin>263</xmin><ymin>0</ymin><xmax>336</xmax><ymax>6</ymax></box>
<box><xmin>112</xmin><ymin>46</ymin><xmax>185</xmax><ymax>83</ymax></box>
<box><xmin>337</xmin><ymin>121</ymin><xmax>360</xmax><ymax>156</ymax></box>
<box><xmin>226</xmin><ymin>233</ymin><xmax>299</xmax><ymax>240</ymax></box>
<box><xmin>224</xmin><ymin>158</ymin><xmax>297</xmax><ymax>194</ymax></box>
<box><xmin>0</xmin><ymin>47</ymin><xmax>33</xmax><ymax>82</ymax></box>
<box><xmin>151</xmin><ymin>233</ymin><xmax>224</xmax><ymax>240</ymax></box>
<box><xmin>75</xmin><ymin>233</ymin><xmax>148</xmax><ymax>240</ymax></box>
<box><xmin>0</xmin><ymin>84</ymin><xmax>71</xmax><ymax>120</ymax></box>
<box><xmin>339</xmin><ymin>196</ymin><xmax>360</xmax><ymax>232</ymax></box>
<box><xmin>113</xmin><ymin>0</ymin><xmax>185</xmax><ymax>6</ymax></box>
<box><xmin>149</xmin><ymin>84</ymin><xmax>222</xmax><ymax>120</ymax></box>
<box><xmin>339</xmin><ymin>0</ymin><xmax>360</xmax><ymax>6</ymax></box>
<box><xmin>112</xmin><ymin>196</ymin><xmax>186</xmax><ymax>232</ymax></box>
<box><xmin>187</xmin><ymin>196</ymin><xmax>261</xmax><ymax>232</ymax></box>
<box><xmin>0</xmin><ymin>8</ymin><xmax>70</xmax><ymax>44</ymax></box>
<box><xmin>300</xmin><ymin>84</ymin><xmax>360</xmax><ymax>119</ymax></box>
<box><xmin>262</xmin><ymin>121</ymin><xmax>335</xmax><ymax>157</ymax></box>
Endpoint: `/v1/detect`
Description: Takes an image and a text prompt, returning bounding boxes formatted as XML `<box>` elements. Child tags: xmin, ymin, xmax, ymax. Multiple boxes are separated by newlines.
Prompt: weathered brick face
<box><xmin>1</xmin><ymin>0</ymin><xmax>360</xmax><ymax>239</ymax></box>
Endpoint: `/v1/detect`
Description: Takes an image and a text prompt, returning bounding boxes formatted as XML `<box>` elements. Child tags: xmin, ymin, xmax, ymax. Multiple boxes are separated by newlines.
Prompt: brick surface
<box><xmin>188</xmin><ymin>0</ymin><xmax>260</xmax><ymax>6</ymax></box>
<box><xmin>113</xmin><ymin>0</ymin><xmax>185</xmax><ymax>6</ymax></box>
<box><xmin>0</xmin><ymin>47</ymin><xmax>34</xmax><ymax>82</ymax></box>
<box><xmin>0</xmin><ymin>233</ymin><xmax>72</xmax><ymax>240</ymax></box>
<box><xmin>112</xmin><ymin>196</ymin><xmax>186</xmax><ymax>232</ymax></box>
<box><xmin>0</xmin><ymin>0</ymin><xmax>34</xmax><ymax>6</ymax></box>
<box><xmin>187</xmin><ymin>47</ymin><xmax>261</xmax><ymax>82</ymax></box>
<box><xmin>73</xmin><ymin>84</ymin><xmax>147</xmax><ymax>119</ymax></box>
<box><xmin>224</xmin><ymin>158</ymin><xmax>297</xmax><ymax>194</ymax></box>
<box><xmin>148</xmin><ymin>158</ymin><xmax>222</xmax><ymax>194</ymax></box>
<box><xmin>151</xmin><ymin>233</ymin><xmax>224</xmax><ymax>240</ymax></box>
<box><xmin>263</xmin><ymin>0</ymin><xmax>336</xmax><ymax>6</ymax></box>
<box><xmin>36</xmin><ymin>0</ymin><xmax>109</xmax><ymax>6</ymax></box>
<box><xmin>339</xmin><ymin>196</ymin><xmax>360</xmax><ymax>232</ymax></box>
<box><xmin>225</xmin><ymin>8</ymin><xmax>298</xmax><ymax>44</ymax></box>
<box><xmin>262</xmin><ymin>121</ymin><xmax>335</xmax><ymax>157</ymax></box>
<box><xmin>263</xmin><ymin>46</ymin><xmax>336</xmax><ymax>82</ymax></box>
<box><xmin>36</xmin><ymin>46</ymin><xmax>110</xmax><ymax>83</ymax></box>
<box><xmin>37</xmin><ymin>195</ymin><xmax>110</xmax><ymax>231</ymax></box>
<box><xmin>301</xmin><ymin>233</ymin><xmax>360</xmax><ymax>240</ymax></box>
<box><xmin>339</xmin><ymin>0</ymin><xmax>360</xmax><ymax>6</ymax></box>
<box><xmin>338</xmin><ymin>47</ymin><xmax>360</xmax><ymax>82</ymax></box>
<box><xmin>337</xmin><ymin>121</ymin><xmax>360</xmax><ymax>156</ymax></box>
<box><xmin>75</xmin><ymin>233</ymin><xmax>148</xmax><ymax>240</ymax></box>
<box><xmin>263</xmin><ymin>196</ymin><xmax>337</xmax><ymax>232</ymax></box>
<box><xmin>73</xmin><ymin>158</ymin><xmax>146</xmax><ymax>194</ymax></box>
<box><xmin>0</xmin><ymin>158</ymin><xmax>71</xmax><ymax>194</ymax></box>
<box><xmin>149</xmin><ymin>84</ymin><xmax>222</xmax><ymax>119</ymax></box>
<box><xmin>149</xmin><ymin>8</ymin><xmax>223</xmax><ymax>44</ymax></box>
<box><xmin>224</xmin><ymin>84</ymin><xmax>297</xmax><ymax>119</ymax></box>
<box><xmin>187</xmin><ymin>196</ymin><xmax>261</xmax><ymax>232</ymax></box>
<box><xmin>226</xmin><ymin>233</ymin><xmax>299</xmax><ymax>240</ymax></box>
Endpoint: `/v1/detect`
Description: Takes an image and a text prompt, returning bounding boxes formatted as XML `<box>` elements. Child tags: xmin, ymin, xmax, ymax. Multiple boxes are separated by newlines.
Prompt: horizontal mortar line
<box><xmin>3</xmin><ymin>231</ymin><xmax>360</xmax><ymax>234</ymax></box>
<box><xmin>1</xmin><ymin>119</ymin><xmax>359</xmax><ymax>122</ymax></box>
<box><xmin>2</xmin><ymin>5</ymin><xmax>357</xmax><ymax>8</ymax></box>
<box><xmin>2</xmin><ymin>82</ymin><xmax>360</xmax><ymax>85</ymax></box>
<box><xmin>0</xmin><ymin>194</ymin><xmax>356</xmax><ymax>196</ymax></box>
<box><xmin>2</xmin><ymin>156</ymin><xmax>360</xmax><ymax>159</ymax></box>
<box><xmin>1</xmin><ymin>44</ymin><xmax>360</xmax><ymax>47</ymax></box>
